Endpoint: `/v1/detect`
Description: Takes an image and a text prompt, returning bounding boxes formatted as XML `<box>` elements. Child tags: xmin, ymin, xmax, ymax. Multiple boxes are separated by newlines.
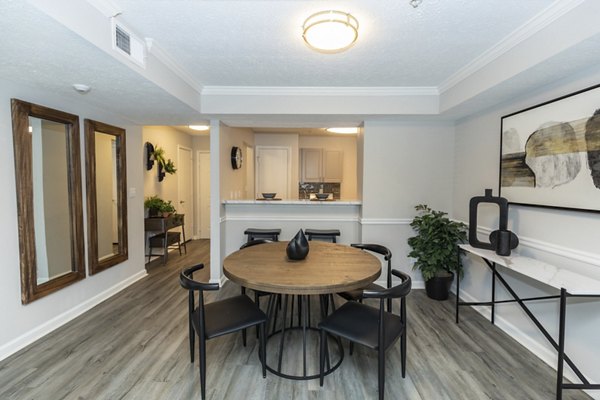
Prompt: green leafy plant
<box><xmin>159</xmin><ymin>200</ymin><xmax>176</xmax><ymax>214</ymax></box>
<box><xmin>407</xmin><ymin>204</ymin><xmax>467</xmax><ymax>281</ymax></box>
<box><xmin>144</xmin><ymin>195</ymin><xmax>164</xmax><ymax>212</ymax></box>
<box><xmin>144</xmin><ymin>196</ymin><xmax>176</xmax><ymax>215</ymax></box>
<box><xmin>151</xmin><ymin>145</ymin><xmax>177</xmax><ymax>175</ymax></box>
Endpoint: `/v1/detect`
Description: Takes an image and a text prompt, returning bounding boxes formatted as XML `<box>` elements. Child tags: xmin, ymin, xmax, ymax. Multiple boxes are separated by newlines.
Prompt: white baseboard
<box><xmin>0</xmin><ymin>269</ymin><xmax>148</xmax><ymax>362</ymax></box>
<box><xmin>455</xmin><ymin>288</ymin><xmax>599</xmax><ymax>400</ymax></box>
<box><xmin>375</xmin><ymin>279</ymin><xmax>424</xmax><ymax>289</ymax></box>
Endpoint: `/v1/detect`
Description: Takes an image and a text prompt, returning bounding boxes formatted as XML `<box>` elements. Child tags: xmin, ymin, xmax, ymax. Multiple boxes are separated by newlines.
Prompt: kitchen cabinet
<box><xmin>301</xmin><ymin>148</ymin><xmax>343</xmax><ymax>183</ymax></box>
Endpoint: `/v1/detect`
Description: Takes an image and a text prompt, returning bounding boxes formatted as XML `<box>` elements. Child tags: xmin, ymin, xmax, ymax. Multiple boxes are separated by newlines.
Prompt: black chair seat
<box><xmin>319</xmin><ymin>301</ymin><xmax>404</xmax><ymax>351</ymax></box>
<box><xmin>338</xmin><ymin>282</ymin><xmax>385</xmax><ymax>302</ymax></box>
<box><xmin>192</xmin><ymin>295</ymin><xmax>268</xmax><ymax>340</ymax></box>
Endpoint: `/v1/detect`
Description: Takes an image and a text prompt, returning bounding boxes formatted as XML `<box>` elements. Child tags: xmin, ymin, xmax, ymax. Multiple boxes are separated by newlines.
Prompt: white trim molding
<box><xmin>360</xmin><ymin>218</ymin><xmax>411</xmax><ymax>225</ymax></box>
<box><xmin>225</xmin><ymin>215</ymin><xmax>359</xmax><ymax>223</ymax></box>
<box><xmin>439</xmin><ymin>0</ymin><xmax>587</xmax><ymax>93</ymax></box>
<box><xmin>0</xmin><ymin>270</ymin><xmax>147</xmax><ymax>362</ymax></box>
<box><xmin>472</xmin><ymin>224</ymin><xmax>600</xmax><ymax>268</ymax></box>
<box><xmin>202</xmin><ymin>86</ymin><xmax>439</xmax><ymax>97</ymax></box>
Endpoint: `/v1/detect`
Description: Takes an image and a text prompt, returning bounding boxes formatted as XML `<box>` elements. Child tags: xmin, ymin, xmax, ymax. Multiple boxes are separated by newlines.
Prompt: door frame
<box><xmin>196</xmin><ymin>150</ymin><xmax>210</xmax><ymax>239</ymax></box>
<box><xmin>177</xmin><ymin>145</ymin><xmax>193</xmax><ymax>240</ymax></box>
<box><xmin>255</xmin><ymin>145</ymin><xmax>292</xmax><ymax>199</ymax></box>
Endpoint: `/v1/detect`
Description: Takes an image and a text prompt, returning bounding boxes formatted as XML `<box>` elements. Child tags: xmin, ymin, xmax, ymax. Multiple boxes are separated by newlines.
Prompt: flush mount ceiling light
<box><xmin>326</xmin><ymin>127</ymin><xmax>359</xmax><ymax>134</ymax></box>
<box><xmin>409</xmin><ymin>0</ymin><xmax>423</xmax><ymax>8</ymax></box>
<box><xmin>302</xmin><ymin>10</ymin><xmax>359</xmax><ymax>53</ymax></box>
<box><xmin>188</xmin><ymin>125</ymin><xmax>210</xmax><ymax>131</ymax></box>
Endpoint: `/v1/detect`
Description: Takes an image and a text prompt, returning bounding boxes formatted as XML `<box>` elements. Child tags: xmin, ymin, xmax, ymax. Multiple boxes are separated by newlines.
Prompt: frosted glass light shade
<box><xmin>302</xmin><ymin>11</ymin><xmax>359</xmax><ymax>53</ymax></box>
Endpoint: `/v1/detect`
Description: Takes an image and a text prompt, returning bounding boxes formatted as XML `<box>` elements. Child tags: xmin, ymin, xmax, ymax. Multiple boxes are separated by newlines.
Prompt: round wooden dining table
<box><xmin>223</xmin><ymin>241</ymin><xmax>381</xmax><ymax>295</ymax></box>
<box><xmin>223</xmin><ymin>241</ymin><xmax>381</xmax><ymax>380</ymax></box>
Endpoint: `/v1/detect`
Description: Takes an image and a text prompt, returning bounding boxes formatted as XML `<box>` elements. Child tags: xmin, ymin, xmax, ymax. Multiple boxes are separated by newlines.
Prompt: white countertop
<box><xmin>223</xmin><ymin>199</ymin><xmax>362</xmax><ymax>205</ymax></box>
<box><xmin>461</xmin><ymin>244</ymin><xmax>600</xmax><ymax>295</ymax></box>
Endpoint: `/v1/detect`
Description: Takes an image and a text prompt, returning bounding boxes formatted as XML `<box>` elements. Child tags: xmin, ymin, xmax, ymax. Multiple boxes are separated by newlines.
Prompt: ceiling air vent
<box><xmin>115</xmin><ymin>25</ymin><xmax>131</xmax><ymax>55</ymax></box>
<box><xmin>111</xmin><ymin>19</ymin><xmax>146</xmax><ymax>68</ymax></box>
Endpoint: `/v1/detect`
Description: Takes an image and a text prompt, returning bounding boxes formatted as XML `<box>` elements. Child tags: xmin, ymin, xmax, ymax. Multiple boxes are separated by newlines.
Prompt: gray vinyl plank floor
<box><xmin>0</xmin><ymin>239</ymin><xmax>591</xmax><ymax>400</ymax></box>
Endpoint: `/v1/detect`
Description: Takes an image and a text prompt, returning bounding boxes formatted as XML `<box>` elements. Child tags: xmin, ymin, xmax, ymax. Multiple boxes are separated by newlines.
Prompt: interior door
<box><xmin>256</xmin><ymin>147</ymin><xmax>290</xmax><ymax>199</ymax></box>
<box><xmin>178</xmin><ymin>146</ymin><xmax>193</xmax><ymax>240</ymax></box>
<box><xmin>198</xmin><ymin>151</ymin><xmax>211</xmax><ymax>239</ymax></box>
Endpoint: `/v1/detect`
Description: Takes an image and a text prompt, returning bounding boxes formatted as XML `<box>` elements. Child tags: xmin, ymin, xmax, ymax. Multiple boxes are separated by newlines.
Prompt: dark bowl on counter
<box><xmin>262</xmin><ymin>192</ymin><xmax>277</xmax><ymax>199</ymax></box>
<box><xmin>315</xmin><ymin>193</ymin><xmax>330</xmax><ymax>200</ymax></box>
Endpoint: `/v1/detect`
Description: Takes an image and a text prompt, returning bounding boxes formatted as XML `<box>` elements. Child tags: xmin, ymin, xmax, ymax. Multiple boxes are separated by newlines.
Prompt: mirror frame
<box><xmin>11</xmin><ymin>99</ymin><xmax>85</xmax><ymax>304</ymax></box>
<box><xmin>85</xmin><ymin>119</ymin><xmax>128</xmax><ymax>274</ymax></box>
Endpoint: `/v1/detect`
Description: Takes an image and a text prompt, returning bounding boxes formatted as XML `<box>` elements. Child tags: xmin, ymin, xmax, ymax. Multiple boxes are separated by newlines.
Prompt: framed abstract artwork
<box><xmin>499</xmin><ymin>84</ymin><xmax>600</xmax><ymax>212</ymax></box>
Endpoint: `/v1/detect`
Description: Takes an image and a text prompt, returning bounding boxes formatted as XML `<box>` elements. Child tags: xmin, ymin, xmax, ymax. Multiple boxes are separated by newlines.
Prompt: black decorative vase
<box><xmin>425</xmin><ymin>272</ymin><xmax>454</xmax><ymax>301</ymax></box>
<box><xmin>286</xmin><ymin>230</ymin><xmax>309</xmax><ymax>261</ymax></box>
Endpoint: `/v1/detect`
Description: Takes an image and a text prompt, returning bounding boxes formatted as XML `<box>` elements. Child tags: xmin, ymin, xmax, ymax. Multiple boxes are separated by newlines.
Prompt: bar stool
<box><xmin>304</xmin><ymin>229</ymin><xmax>341</xmax><ymax>243</ymax></box>
<box><xmin>244</xmin><ymin>228</ymin><xmax>281</xmax><ymax>243</ymax></box>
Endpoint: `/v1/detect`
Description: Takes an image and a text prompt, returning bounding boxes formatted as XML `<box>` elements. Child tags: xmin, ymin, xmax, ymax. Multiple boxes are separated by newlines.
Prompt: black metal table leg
<box><xmin>556</xmin><ymin>288</ymin><xmax>567</xmax><ymax>400</ymax></box>
<box><xmin>491</xmin><ymin>262</ymin><xmax>496</xmax><ymax>325</ymax></box>
<box><xmin>455</xmin><ymin>248</ymin><xmax>460</xmax><ymax>324</ymax></box>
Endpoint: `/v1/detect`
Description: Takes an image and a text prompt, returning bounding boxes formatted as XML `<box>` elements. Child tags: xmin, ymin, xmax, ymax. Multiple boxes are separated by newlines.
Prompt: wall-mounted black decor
<box><xmin>500</xmin><ymin>83</ymin><xmax>600</xmax><ymax>213</ymax></box>
<box><xmin>469</xmin><ymin>189</ymin><xmax>519</xmax><ymax>256</ymax></box>
<box><xmin>145</xmin><ymin>142</ymin><xmax>155</xmax><ymax>170</ymax></box>
<box><xmin>157</xmin><ymin>163</ymin><xmax>166</xmax><ymax>182</ymax></box>
<box><xmin>286</xmin><ymin>229</ymin><xmax>309</xmax><ymax>260</ymax></box>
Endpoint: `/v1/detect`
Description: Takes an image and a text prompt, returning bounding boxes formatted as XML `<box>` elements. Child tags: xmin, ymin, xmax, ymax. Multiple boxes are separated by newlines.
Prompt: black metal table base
<box><xmin>262</xmin><ymin>293</ymin><xmax>343</xmax><ymax>380</ymax></box>
<box><xmin>456</xmin><ymin>253</ymin><xmax>600</xmax><ymax>400</ymax></box>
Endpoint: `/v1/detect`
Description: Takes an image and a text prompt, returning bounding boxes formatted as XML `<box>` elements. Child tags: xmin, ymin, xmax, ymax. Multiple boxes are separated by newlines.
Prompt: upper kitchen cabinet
<box><xmin>323</xmin><ymin>150</ymin><xmax>343</xmax><ymax>182</ymax></box>
<box><xmin>301</xmin><ymin>148</ymin><xmax>343</xmax><ymax>183</ymax></box>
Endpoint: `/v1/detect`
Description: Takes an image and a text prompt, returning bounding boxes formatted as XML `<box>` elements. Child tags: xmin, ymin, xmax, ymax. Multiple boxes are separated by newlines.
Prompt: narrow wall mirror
<box><xmin>85</xmin><ymin>119</ymin><xmax>128</xmax><ymax>274</ymax></box>
<box><xmin>11</xmin><ymin>99</ymin><xmax>85</xmax><ymax>304</ymax></box>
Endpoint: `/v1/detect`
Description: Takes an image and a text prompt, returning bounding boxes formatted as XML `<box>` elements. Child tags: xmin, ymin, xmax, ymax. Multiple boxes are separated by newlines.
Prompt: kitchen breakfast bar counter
<box><xmin>222</xmin><ymin>199</ymin><xmax>362</xmax><ymax>254</ymax></box>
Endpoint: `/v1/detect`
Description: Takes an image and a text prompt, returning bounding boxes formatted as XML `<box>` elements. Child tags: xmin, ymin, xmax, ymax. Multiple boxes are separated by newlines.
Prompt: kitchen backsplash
<box><xmin>299</xmin><ymin>182</ymin><xmax>341</xmax><ymax>199</ymax></box>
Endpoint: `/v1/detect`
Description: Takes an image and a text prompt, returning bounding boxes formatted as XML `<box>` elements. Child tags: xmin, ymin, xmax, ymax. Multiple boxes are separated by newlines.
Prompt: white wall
<box><xmin>361</xmin><ymin>121</ymin><xmax>456</xmax><ymax>287</ymax></box>
<box><xmin>0</xmin><ymin>78</ymin><xmax>146</xmax><ymax>361</ymax></box>
<box><xmin>453</xmin><ymin>70</ymin><xmax>600</xmax><ymax>397</ymax></box>
<box><xmin>219</xmin><ymin>125</ymin><xmax>255</xmax><ymax>200</ymax></box>
<box><xmin>143</xmin><ymin>126</ymin><xmax>193</xmax><ymax>209</ymax></box>
<box><xmin>299</xmin><ymin>135</ymin><xmax>358</xmax><ymax>200</ymax></box>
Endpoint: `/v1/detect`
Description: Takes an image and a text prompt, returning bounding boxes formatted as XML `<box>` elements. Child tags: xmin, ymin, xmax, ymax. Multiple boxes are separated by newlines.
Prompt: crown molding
<box><xmin>202</xmin><ymin>86</ymin><xmax>439</xmax><ymax>97</ymax></box>
<box><xmin>145</xmin><ymin>38</ymin><xmax>203</xmax><ymax>92</ymax></box>
<box><xmin>85</xmin><ymin>0</ymin><xmax>122</xmax><ymax>17</ymax></box>
<box><xmin>438</xmin><ymin>0</ymin><xmax>587</xmax><ymax>94</ymax></box>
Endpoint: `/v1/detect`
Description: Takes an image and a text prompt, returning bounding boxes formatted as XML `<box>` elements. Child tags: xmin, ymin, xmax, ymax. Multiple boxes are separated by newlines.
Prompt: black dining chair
<box><xmin>319</xmin><ymin>269</ymin><xmax>411</xmax><ymax>400</ymax></box>
<box><xmin>239</xmin><ymin>239</ymin><xmax>275</xmax><ymax>339</ymax></box>
<box><xmin>338</xmin><ymin>244</ymin><xmax>393</xmax><ymax>313</ymax></box>
<box><xmin>179</xmin><ymin>264</ymin><xmax>267</xmax><ymax>400</ymax></box>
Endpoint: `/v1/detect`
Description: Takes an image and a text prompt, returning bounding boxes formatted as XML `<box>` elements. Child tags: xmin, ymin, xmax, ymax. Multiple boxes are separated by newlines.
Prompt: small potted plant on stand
<box><xmin>408</xmin><ymin>204</ymin><xmax>467</xmax><ymax>300</ymax></box>
<box><xmin>159</xmin><ymin>200</ymin><xmax>176</xmax><ymax>218</ymax></box>
<box><xmin>144</xmin><ymin>195</ymin><xmax>164</xmax><ymax>217</ymax></box>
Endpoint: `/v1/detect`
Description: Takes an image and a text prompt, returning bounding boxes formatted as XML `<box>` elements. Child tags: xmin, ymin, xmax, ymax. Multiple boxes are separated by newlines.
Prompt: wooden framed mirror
<box><xmin>11</xmin><ymin>99</ymin><xmax>85</xmax><ymax>304</ymax></box>
<box><xmin>85</xmin><ymin>119</ymin><xmax>128</xmax><ymax>274</ymax></box>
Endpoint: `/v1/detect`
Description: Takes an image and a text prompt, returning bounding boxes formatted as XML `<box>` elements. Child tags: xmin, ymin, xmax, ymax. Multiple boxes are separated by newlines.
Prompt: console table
<box><xmin>144</xmin><ymin>214</ymin><xmax>186</xmax><ymax>264</ymax></box>
<box><xmin>457</xmin><ymin>244</ymin><xmax>600</xmax><ymax>400</ymax></box>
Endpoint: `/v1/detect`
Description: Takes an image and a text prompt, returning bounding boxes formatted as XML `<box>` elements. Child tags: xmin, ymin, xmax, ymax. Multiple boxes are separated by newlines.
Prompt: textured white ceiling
<box><xmin>0</xmin><ymin>1</ymin><xmax>201</xmax><ymax>125</ymax></box>
<box><xmin>115</xmin><ymin>0</ymin><xmax>555</xmax><ymax>87</ymax></box>
<box><xmin>1</xmin><ymin>0</ymin><xmax>598</xmax><ymax>127</ymax></box>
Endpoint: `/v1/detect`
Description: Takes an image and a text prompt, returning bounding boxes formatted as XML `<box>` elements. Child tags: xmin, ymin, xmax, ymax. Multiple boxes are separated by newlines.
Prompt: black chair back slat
<box><xmin>362</xmin><ymin>269</ymin><xmax>411</xmax><ymax>299</ymax></box>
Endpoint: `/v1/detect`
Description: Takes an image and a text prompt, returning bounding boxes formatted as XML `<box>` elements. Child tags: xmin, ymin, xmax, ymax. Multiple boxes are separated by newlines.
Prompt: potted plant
<box><xmin>407</xmin><ymin>204</ymin><xmax>467</xmax><ymax>300</ymax></box>
<box><xmin>144</xmin><ymin>195</ymin><xmax>164</xmax><ymax>217</ymax></box>
<box><xmin>144</xmin><ymin>196</ymin><xmax>177</xmax><ymax>218</ymax></box>
<box><xmin>150</xmin><ymin>144</ymin><xmax>177</xmax><ymax>180</ymax></box>
<box><xmin>159</xmin><ymin>200</ymin><xmax>176</xmax><ymax>217</ymax></box>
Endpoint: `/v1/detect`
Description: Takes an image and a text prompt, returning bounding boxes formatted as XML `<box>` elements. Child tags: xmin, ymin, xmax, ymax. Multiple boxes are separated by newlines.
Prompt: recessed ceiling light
<box><xmin>72</xmin><ymin>84</ymin><xmax>91</xmax><ymax>94</ymax></box>
<box><xmin>326</xmin><ymin>127</ymin><xmax>359</xmax><ymax>134</ymax></box>
<box><xmin>189</xmin><ymin>125</ymin><xmax>210</xmax><ymax>131</ymax></box>
<box><xmin>302</xmin><ymin>10</ymin><xmax>359</xmax><ymax>53</ymax></box>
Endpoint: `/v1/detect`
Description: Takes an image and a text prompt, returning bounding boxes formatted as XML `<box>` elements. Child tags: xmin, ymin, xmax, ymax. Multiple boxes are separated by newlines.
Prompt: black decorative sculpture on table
<box><xmin>469</xmin><ymin>189</ymin><xmax>519</xmax><ymax>256</ymax></box>
<box><xmin>286</xmin><ymin>229</ymin><xmax>309</xmax><ymax>260</ymax></box>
